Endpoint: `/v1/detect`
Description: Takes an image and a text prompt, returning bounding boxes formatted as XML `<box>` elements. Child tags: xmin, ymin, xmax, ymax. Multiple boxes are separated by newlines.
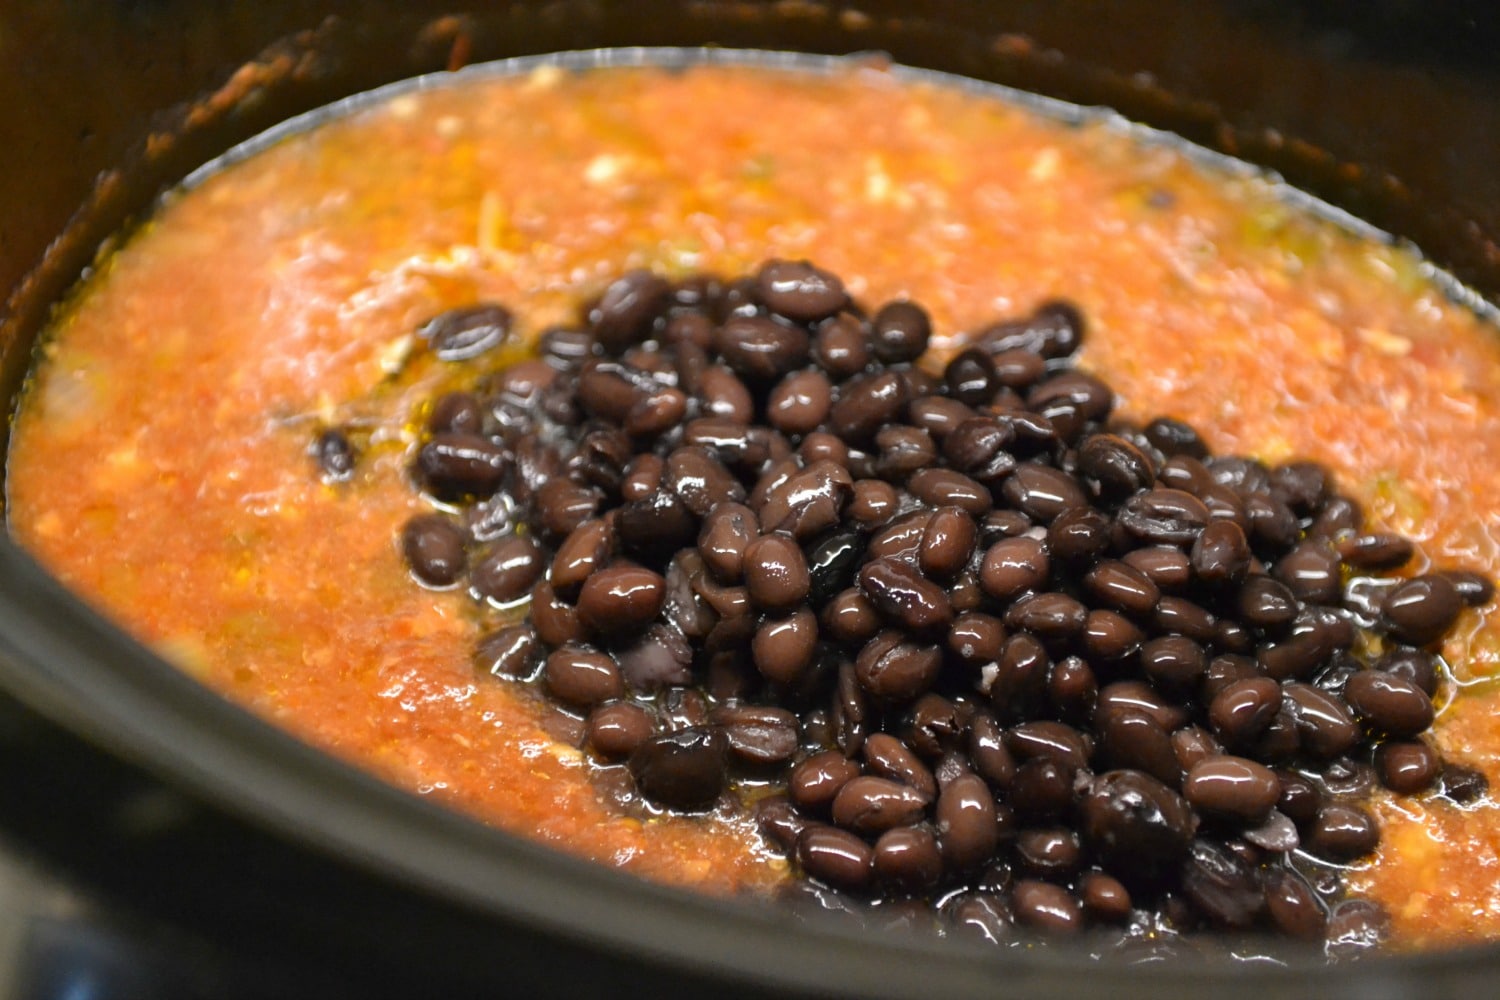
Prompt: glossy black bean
<box><xmin>401</xmin><ymin>514</ymin><xmax>468</xmax><ymax>587</ymax></box>
<box><xmin>1080</xmin><ymin>770</ymin><xmax>1197</xmax><ymax>886</ymax></box>
<box><xmin>1044</xmin><ymin>506</ymin><xmax>1110</xmax><ymax>565</ymax></box>
<box><xmin>942</xmin><ymin>348</ymin><xmax>997</xmax><ymax>406</ymax></box>
<box><xmin>1376</xmin><ymin>740</ymin><xmax>1442</xmax><ymax>794</ymax></box>
<box><xmin>743</xmin><ymin>533</ymin><xmax>810</xmax><ymax>613</ymax></box>
<box><xmin>1121</xmin><ymin>546</ymin><xmax>1192</xmax><ymax>591</ymax></box>
<box><xmin>1079</xmin><ymin>609</ymin><xmax>1142</xmax><ymax>663</ymax></box>
<box><xmin>530</xmin><ymin>580</ymin><xmax>584</xmax><ymax>647</ymax></box>
<box><xmin>869</xmin><ymin>299</ymin><xmax>932</xmax><ymax>363</ymax></box>
<box><xmin>532</xmin><ymin>479</ymin><xmax>602</xmax><ymax>540</ymax></box>
<box><xmin>1000</xmin><ymin>464</ymin><xmax>1088</xmax><ymax>523</ymax></box>
<box><xmin>474</xmin><ymin>624</ymin><xmax>539</xmax><ymax>681</ymax></box>
<box><xmin>586</xmin><ymin>701</ymin><xmax>656</xmax><ymax>760</ymax></box>
<box><xmin>967</xmin><ymin>714</ymin><xmax>1018</xmax><ymax>790</ymax></box>
<box><xmin>796</xmin><ymin>824</ymin><xmax>874</xmax><ymax>890</ymax></box>
<box><xmin>1208</xmin><ymin>676</ymin><xmax>1283</xmax><ymax>748</ymax></box>
<box><xmin>1275</xmin><ymin>771</ymin><xmax>1323</xmax><ymax>827</ymax></box>
<box><xmin>1095</xmin><ymin>681</ymin><xmax>1189</xmax><ymax>732</ymax></box>
<box><xmin>1343</xmin><ymin>669</ymin><xmax>1434</xmax><ymax>737</ymax></box>
<box><xmin>980</xmin><ymin>536</ymin><xmax>1050</xmax><ymax>601</ymax></box>
<box><xmin>907</xmin><ymin>467</ymin><xmax>992</xmax><ymax>515</ymax></box>
<box><xmin>819</xmin><ymin>587</ymin><xmax>881</xmax><ymax>647</ymax></box>
<box><xmin>713</xmin><ymin>314</ymin><xmax>811</xmax><ymax>383</ymax></box>
<box><xmin>944</xmin><ymin>892</ymin><xmax>1016</xmax><ymax>945</ymax></box>
<box><xmin>1373</xmin><ymin>647</ymin><xmax>1440</xmax><ymax>696</ymax></box>
<box><xmin>863</xmin><ymin>733</ymin><xmax>937</xmax><ymax>801</ymax></box>
<box><xmin>1183</xmin><ymin>755</ymin><xmax>1281</xmax><ymax>823</ymax></box>
<box><xmin>897</xmin><ymin>694</ymin><xmax>964</xmax><ymax>761</ymax></box>
<box><xmin>470</xmin><ymin>534</ymin><xmax>546</xmax><ymax>605</ymax></box>
<box><xmin>1097</xmin><ymin>708</ymin><xmax>1180</xmax><ymax>785</ymax></box>
<box><xmin>942</xmin><ymin>418</ymin><xmax>1018</xmax><ymax>482</ymax></box>
<box><xmin>937</xmin><ymin>773</ymin><xmax>1000</xmax><ymax>872</ymax></box>
<box><xmin>1190</xmin><ymin>519</ymin><xmax>1251</xmax><ymax>585</ymax></box>
<box><xmin>1079</xmin><ymin>872</ymin><xmax>1133</xmax><ymax>923</ymax></box>
<box><xmin>757</xmin><ymin>259</ymin><xmax>848</xmax><ymax>323</ymax></box>
<box><xmin>755</xmin><ymin>795</ymin><xmax>809</xmax><ymax>855</ymax></box>
<box><xmin>1143</xmin><ymin>416</ymin><xmax>1207</xmax><ymax>459</ymax></box>
<box><xmin>1235</xmin><ymin>575</ymin><xmax>1298</xmax><ymax>631</ymax></box>
<box><xmin>915</xmin><ymin>507</ymin><xmax>976</xmax><ymax>581</ymax></box>
<box><xmin>872</xmin><ymin>825</ymin><xmax>943</xmax><ymax>891</ymax></box>
<box><xmin>1170</xmin><ymin>725</ymin><xmax>1222</xmax><ymax>774</ymax></box>
<box><xmin>829</xmin><ymin>371</ymin><xmax>909</xmax><ymax>443</ymax></box>
<box><xmin>1076</xmin><ymin>433</ymin><xmax>1154</xmax><ymax>500</ymax></box>
<box><xmin>416</xmin><ymin>431</ymin><xmax>508</xmax><ymax>500</ymax></box>
<box><xmin>1009</xmin><ymin>759</ymin><xmax>1075</xmax><ymax>825</ymax></box>
<box><xmin>854</xmin><ymin>630</ymin><xmax>943</xmax><ymax>704</ymax></box>
<box><xmin>858</xmin><ymin>557</ymin><xmax>954</xmax><ymax>632</ymax></box>
<box><xmin>1442</xmin><ymin>569</ymin><xmax>1496</xmax><ymax>607</ymax></box>
<box><xmin>978</xmin><ymin>299</ymin><xmax>1084</xmax><ymax>360</ymax></box>
<box><xmin>1306</xmin><ymin>803</ymin><xmax>1380</xmax><ymax>860</ymax></box>
<box><xmin>947</xmin><ymin>612</ymin><xmax>1007</xmax><ymax>665</ymax></box>
<box><xmin>1262</xmin><ymin>867</ymin><xmax>1327</xmax><ymax>941</ymax></box>
<box><xmin>1118</xmin><ymin>488</ymin><xmax>1210</xmax><ymax>544</ymax></box>
<box><xmin>766</xmin><ymin>369</ymin><xmax>834</xmax><ymax>435</ymax></box>
<box><xmin>1440</xmin><ymin>763</ymin><xmax>1489</xmax><ymax>804</ymax></box>
<box><xmin>1307</xmin><ymin>494</ymin><xmax>1363</xmax><ymax>539</ymax></box>
<box><xmin>1005</xmin><ymin>721</ymin><xmax>1089</xmax><ymax>771</ymax></box>
<box><xmin>750</xmin><ymin>608</ymin><xmax>819</xmax><ymax>687</ymax></box>
<box><xmin>1080</xmin><ymin>560</ymin><xmax>1158</xmax><ymax>617</ymax></box>
<box><xmin>421</xmin><ymin>303</ymin><xmax>513</xmax><ymax>360</ymax></box>
<box><xmin>543</xmin><ymin>644</ymin><xmax>624</xmax><ymax>708</ymax></box>
<box><xmin>577</xmin><ymin>564</ymin><xmax>666</xmax><ymax>637</ymax></box>
<box><xmin>1140</xmin><ymin>635</ymin><xmax>1207</xmax><ymax>694</ymax></box>
<box><xmin>711</xmin><ymin>705</ymin><xmax>800</xmax><ymax>766</ymax></box>
<box><xmin>1181</xmin><ymin>839</ymin><xmax>1263</xmax><ymax>929</ymax></box>
<box><xmin>586</xmin><ymin>271</ymin><xmax>669</xmax><ymax>352</ymax></box>
<box><xmin>1002</xmin><ymin>591</ymin><xmax>1087</xmax><ymax>641</ymax></box>
<box><xmin>831</xmin><ymin>776</ymin><xmax>931</xmax><ymax>835</ymax></box>
<box><xmin>1283</xmin><ymin>682</ymin><xmax>1359</xmax><ymax>758</ymax></box>
<box><xmin>1382</xmin><ymin>574</ymin><xmax>1465</xmax><ymax>646</ymax></box>
<box><xmin>1152</xmin><ymin>597</ymin><xmax>1218</xmax><ymax>643</ymax></box>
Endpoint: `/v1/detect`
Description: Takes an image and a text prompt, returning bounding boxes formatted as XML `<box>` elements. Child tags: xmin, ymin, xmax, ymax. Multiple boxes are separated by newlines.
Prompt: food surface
<box><xmin>8</xmin><ymin>58</ymin><xmax>1500</xmax><ymax>950</ymax></box>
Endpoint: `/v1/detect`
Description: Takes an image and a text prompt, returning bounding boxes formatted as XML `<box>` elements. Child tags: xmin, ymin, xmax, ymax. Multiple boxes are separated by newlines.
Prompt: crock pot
<box><xmin>0</xmin><ymin>3</ymin><xmax>1497</xmax><ymax>997</ymax></box>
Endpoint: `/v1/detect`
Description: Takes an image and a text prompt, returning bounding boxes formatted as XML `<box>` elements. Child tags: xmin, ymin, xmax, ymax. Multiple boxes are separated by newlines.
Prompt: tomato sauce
<box><xmin>8</xmin><ymin>61</ymin><xmax>1500</xmax><ymax>944</ymax></box>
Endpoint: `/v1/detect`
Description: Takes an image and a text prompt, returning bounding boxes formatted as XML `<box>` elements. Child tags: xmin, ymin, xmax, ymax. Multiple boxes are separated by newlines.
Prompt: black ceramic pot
<box><xmin>0</xmin><ymin>3</ymin><xmax>1497</xmax><ymax>997</ymax></box>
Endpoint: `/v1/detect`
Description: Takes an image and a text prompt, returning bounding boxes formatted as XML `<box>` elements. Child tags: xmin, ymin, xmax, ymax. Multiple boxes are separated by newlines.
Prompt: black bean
<box><xmin>937</xmin><ymin>773</ymin><xmax>1000</xmax><ymax>872</ymax></box>
<box><xmin>829</xmin><ymin>371</ymin><xmax>909</xmax><ymax>443</ymax></box>
<box><xmin>870</xmin><ymin>300</ymin><xmax>932</xmax><ymax>363</ymax></box>
<box><xmin>1181</xmin><ymin>839</ymin><xmax>1263</xmax><ymax>929</ymax></box>
<box><xmin>1208</xmin><ymin>677</ymin><xmax>1284</xmax><ymax>748</ymax></box>
<box><xmin>858</xmin><ymin>558</ymin><xmax>954</xmax><ymax>632</ymax></box>
<box><xmin>468</xmin><ymin>534</ymin><xmax>545</xmax><ymax>604</ymax></box>
<box><xmin>420</xmin><ymin>303</ymin><xmax>513</xmax><ymax>360</ymax></box>
<box><xmin>751</xmin><ymin>609</ymin><xmax>820</xmax><ymax>687</ymax></box>
<box><xmin>757</xmin><ymin>259</ymin><xmax>848</xmax><ymax>323</ymax></box>
<box><xmin>980</xmin><ymin>536</ymin><xmax>1051</xmax><ymax>601</ymax></box>
<box><xmin>1202</xmin><ymin>655</ymin><xmax>1266</xmax><ymax>704</ymax></box>
<box><xmin>1080</xmin><ymin>770</ymin><xmax>1196</xmax><ymax>887</ymax></box>
<box><xmin>715</xmin><ymin>315</ymin><xmax>811</xmax><ymax>382</ymax></box>
<box><xmin>979</xmin><ymin>299</ymin><xmax>1085</xmax><ymax>360</ymax></box>
<box><xmin>1009</xmin><ymin>759</ymin><xmax>1075</xmax><ymax>825</ymax></box>
<box><xmin>1325</xmin><ymin>899</ymin><xmax>1390</xmax><ymax>959</ymax></box>
<box><xmin>587</xmin><ymin>701</ymin><xmax>656</xmax><ymax>760</ymax></box>
<box><xmin>586</xmin><ymin>271</ymin><xmax>669</xmax><ymax>353</ymax></box>
<box><xmin>1183</xmin><ymin>755</ymin><xmax>1281</xmax><ymax>823</ymax></box>
<box><xmin>1000</xmin><ymin>464</ymin><xmax>1088</xmax><ymax>523</ymax></box>
<box><xmin>947</xmin><ymin>612</ymin><xmax>1007</xmax><ymax>665</ymax></box>
<box><xmin>1190</xmin><ymin>519</ymin><xmax>1251</xmax><ymax>585</ymax></box>
<box><xmin>1077</xmin><ymin>433</ymin><xmax>1155</xmax><ymax>501</ymax></box>
<box><xmin>416</xmin><ymin>431</ymin><xmax>508</xmax><ymax>500</ymax></box>
<box><xmin>1283</xmin><ymin>682</ymin><xmax>1360</xmax><ymax>759</ymax></box>
<box><xmin>1122</xmin><ymin>546</ymin><xmax>1193</xmax><ymax>591</ymax></box>
<box><xmin>1236</xmin><ymin>575</ymin><xmax>1298</xmax><ymax>631</ymax></box>
<box><xmin>862</xmin><ymin>733</ymin><xmax>938</xmax><ymax>801</ymax></box>
<box><xmin>1096</xmin><ymin>680</ymin><xmax>1189</xmax><ymax>732</ymax></box>
<box><xmin>1343</xmin><ymin>669</ymin><xmax>1434</xmax><ymax>737</ymax></box>
<box><xmin>1376</xmin><ymin>740</ymin><xmax>1442</xmax><ymax>794</ymax></box>
<box><xmin>550</xmin><ymin>519</ymin><xmax>614</xmax><ymax>599</ymax></box>
<box><xmin>1308</xmin><ymin>494</ymin><xmax>1363</xmax><ymax>540</ymax></box>
<box><xmin>712</xmin><ymin>705</ymin><xmax>800</xmax><ymax>765</ymax></box>
<box><xmin>1306</xmin><ymin>803</ymin><xmax>1379</xmax><ymax>860</ymax></box>
<box><xmin>1382</xmin><ymin>574</ymin><xmax>1465</xmax><ymax>646</ymax></box>
<box><xmin>314</xmin><ymin>427</ymin><xmax>358</xmax><ymax>481</ymax></box>
<box><xmin>1262</xmin><ymin>867</ymin><xmax>1327</xmax><ymax>941</ymax></box>
<box><xmin>1005</xmin><ymin>720</ymin><xmax>1089</xmax><ymax>771</ymax></box>
<box><xmin>1440</xmin><ymin>763</ymin><xmax>1489</xmax><ymax>804</ymax></box>
<box><xmin>767</xmin><ymin>369</ymin><xmax>834</xmax><ymax>435</ymax></box>
<box><xmin>1442</xmin><ymin>569</ymin><xmax>1496</xmax><ymax>607</ymax></box>
<box><xmin>1171</xmin><ymin>725</ymin><xmax>1222</xmax><ymax>774</ymax></box>
<box><xmin>543</xmin><ymin>644</ymin><xmax>624</xmax><ymax>708</ymax></box>
<box><xmin>1153</xmin><ymin>597</ymin><xmax>1219</xmax><ymax>643</ymax></box>
<box><xmin>531</xmin><ymin>580</ymin><xmax>584</xmax><ymax>647</ymax></box>
<box><xmin>1143</xmin><ymin>416</ymin><xmax>1207</xmax><ymax>459</ymax></box>
<box><xmin>943</xmin><ymin>348</ymin><xmax>997</xmax><ymax>406</ymax></box>
<box><xmin>742</xmin><ymin>533</ymin><xmax>811</xmax><ymax>613</ymax></box>
<box><xmin>855</xmin><ymin>630</ymin><xmax>942</xmax><ymax>704</ymax></box>
<box><xmin>1082</xmin><ymin>560</ymin><xmax>1160</xmax><ymax>616</ymax></box>
<box><xmin>1337</xmin><ymin>532</ymin><xmax>1414</xmax><ymax>571</ymax></box>
<box><xmin>532</xmin><ymin>479</ymin><xmax>602</xmax><ymax>539</ymax></box>
<box><xmin>1098</xmin><ymin>709</ymin><xmax>1180</xmax><ymax>786</ymax></box>
<box><xmin>907</xmin><ymin>467</ymin><xmax>992</xmax><ymax>515</ymax></box>
<box><xmin>577</xmin><ymin>564</ymin><xmax>666</xmax><ymax>637</ymax></box>
<box><xmin>629</xmin><ymin>725</ymin><xmax>728</xmax><ymax>811</ymax></box>
<box><xmin>1140</xmin><ymin>635</ymin><xmax>1207</xmax><ymax>694</ymax></box>
<box><xmin>873</xmin><ymin>825</ymin><xmax>944</xmax><ymax>891</ymax></box>
<box><xmin>902</xmin><ymin>694</ymin><xmax>967</xmax><ymax>761</ymax></box>
<box><xmin>831</xmin><ymin>775</ymin><xmax>931</xmax><ymax>835</ymax></box>
<box><xmin>1080</xmin><ymin>872</ymin><xmax>1133</xmax><ymax>923</ymax></box>
<box><xmin>822</xmin><ymin>587</ymin><xmax>883</xmax><ymax>646</ymax></box>
<box><xmin>1081</xmin><ymin>609</ymin><xmax>1144</xmax><ymax>663</ymax></box>
<box><xmin>808</xmin><ymin>313</ymin><xmax>869</xmax><ymax>380</ymax></box>
<box><xmin>1004</xmin><ymin>591</ymin><xmax>1089</xmax><ymax>640</ymax></box>
<box><xmin>1118</xmin><ymin>488</ymin><xmax>1210</xmax><ymax>544</ymax></box>
<box><xmin>1275</xmin><ymin>771</ymin><xmax>1322</xmax><ymax>827</ymax></box>
<box><xmin>789</xmin><ymin>751</ymin><xmax>862</xmax><ymax>815</ymax></box>
<box><xmin>401</xmin><ymin>513</ymin><xmax>468</xmax><ymax>587</ymax></box>
<box><xmin>474</xmin><ymin>624</ymin><xmax>540</xmax><ymax>680</ymax></box>
<box><xmin>616</xmin><ymin>624</ymin><xmax>694</xmax><ymax>691</ymax></box>
<box><xmin>1271</xmin><ymin>540</ymin><xmax>1342</xmax><ymax>606</ymax></box>
<box><xmin>1373</xmin><ymin>647</ymin><xmax>1440</xmax><ymax>696</ymax></box>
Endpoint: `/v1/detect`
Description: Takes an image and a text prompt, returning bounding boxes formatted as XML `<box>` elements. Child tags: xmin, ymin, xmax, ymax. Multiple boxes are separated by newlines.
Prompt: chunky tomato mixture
<box><xmin>8</xmin><ymin>62</ymin><xmax>1500</xmax><ymax>945</ymax></box>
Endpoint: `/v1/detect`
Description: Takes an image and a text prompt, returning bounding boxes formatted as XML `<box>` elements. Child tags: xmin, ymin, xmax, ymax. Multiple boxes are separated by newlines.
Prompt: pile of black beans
<box><xmin>359</xmin><ymin>259</ymin><xmax>1493</xmax><ymax>957</ymax></box>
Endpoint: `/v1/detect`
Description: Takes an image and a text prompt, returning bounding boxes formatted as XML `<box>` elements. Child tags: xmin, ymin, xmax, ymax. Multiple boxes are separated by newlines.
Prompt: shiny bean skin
<box><xmin>743</xmin><ymin>534</ymin><xmax>811</xmax><ymax>613</ymax></box>
<box><xmin>543</xmin><ymin>645</ymin><xmax>624</xmax><ymax>708</ymax></box>
<box><xmin>1343</xmin><ymin>670</ymin><xmax>1435</xmax><ymax>737</ymax></box>
<box><xmin>873</xmin><ymin>825</ymin><xmax>944</xmax><ymax>891</ymax></box>
<box><xmin>1208</xmin><ymin>677</ymin><xmax>1284</xmax><ymax>748</ymax></box>
<box><xmin>1376</xmin><ymin>740</ymin><xmax>1443</xmax><ymax>794</ymax></box>
<box><xmin>796</xmin><ymin>825</ymin><xmax>874</xmax><ymax>890</ymax></box>
<box><xmin>832</xmin><ymin>776</ymin><xmax>931</xmax><ymax>835</ymax></box>
<box><xmin>586</xmin><ymin>701</ymin><xmax>655</xmax><ymax>760</ymax></box>
<box><xmin>1183</xmin><ymin>755</ymin><xmax>1282</xmax><ymax>823</ymax></box>
<box><xmin>855</xmin><ymin>630</ymin><xmax>943</xmax><ymax>704</ymax></box>
<box><xmin>1383</xmin><ymin>574</ymin><xmax>1465</xmax><ymax>646</ymax></box>
<box><xmin>752</xmin><ymin>609</ymin><xmax>820</xmax><ymax>686</ymax></box>
<box><xmin>470</xmin><ymin>534</ymin><xmax>547</xmax><ymax>605</ymax></box>
<box><xmin>980</xmin><ymin>536</ymin><xmax>1051</xmax><ymax>601</ymax></box>
<box><xmin>1306</xmin><ymin>804</ymin><xmax>1380</xmax><ymax>860</ymax></box>
<box><xmin>863</xmin><ymin>733</ymin><xmax>938</xmax><ymax>801</ymax></box>
<box><xmin>401</xmin><ymin>514</ymin><xmax>468</xmax><ymax>587</ymax></box>
<box><xmin>858</xmin><ymin>558</ymin><xmax>954</xmax><ymax>632</ymax></box>
<box><xmin>936</xmin><ymin>773</ymin><xmax>1000</xmax><ymax>872</ymax></box>
<box><xmin>790</xmin><ymin>751</ymin><xmax>863</xmax><ymax>814</ymax></box>
<box><xmin>920</xmin><ymin>507</ymin><xmax>978</xmax><ymax>581</ymax></box>
<box><xmin>577</xmin><ymin>565</ymin><xmax>666</xmax><ymax>637</ymax></box>
<box><xmin>1011</xmin><ymin>880</ymin><xmax>1083</xmax><ymax>936</ymax></box>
